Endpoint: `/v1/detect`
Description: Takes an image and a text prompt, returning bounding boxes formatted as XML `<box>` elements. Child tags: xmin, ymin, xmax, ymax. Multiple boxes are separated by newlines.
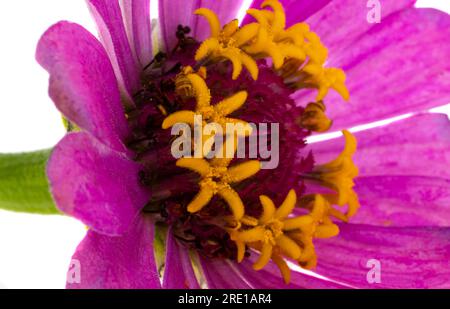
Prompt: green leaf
<box><xmin>0</xmin><ymin>149</ymin><xmax>60</xmax><ymax>214</ymax></box>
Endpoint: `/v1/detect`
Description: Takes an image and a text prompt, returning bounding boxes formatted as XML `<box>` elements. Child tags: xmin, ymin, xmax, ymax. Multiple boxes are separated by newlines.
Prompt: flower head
<box><xmin>36</xmin><ymin>0</ymin><xmax>450</xmax><ymax>289</ymax></box>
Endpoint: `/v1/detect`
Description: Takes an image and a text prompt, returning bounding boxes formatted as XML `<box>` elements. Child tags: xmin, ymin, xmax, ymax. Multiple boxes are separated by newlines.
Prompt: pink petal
<box><xmin>354</xmin><ymin>176</ymin><xmax>450</xmax><ymax>227</ymax></box>
<box><xmin>298</xmin><ymin>8</ymin><xmax>450</xmax><ymax>130</ymax></box>
<box><xmin>87</xmin><ymin>0</ymin><xmax>141</xmax><ymax>98</ymax></box>
<box><xmin>48</xmin><ymin>132</ymin><xmax>149</xmax><ymax>236</ymax></box>
<box><xmin>199</xmin><ymin>256</ymin><xmax>253</xmax><ymax>289</ymax></box>
<box><xmin>315</xmin><ymin>224</ymin><xmax>450</xmax><ymax>288</ymax></box>
<box><xmin>242</xmin><ymin>0</ymin><xmax>331</xmax><ymax>26</ymax></box>
<box><xmin>310</xmin><ymin>113</ymin><xmax>450</xmax><ymax>179</ymax></box>
<box><xmin>192</xmin><ymin>0</ymin><xmax>246</xmax><ymax>42</ymax></box>
<box><xmin>308</xmin><ymin>113</ymin><xmax>450</xmax><ymax>227</ymax></box>
<box><xmin>199</xmin><ymin>255</ymin><xmax>347</xmax><ymax>289</ymax></box>
<box><xmin>235</xmin><ymin>258</ymin><xmax>348</xmax><ymax>289</ymax></box>
<box><xmin>121</xmin><ymin>0</ymin><xmax>153</xmax><ymax>67</ymax></box>
<box><xmin>67</xmin><ymin>215</ymin><xmax>161</xmax><ymax>289</ymax></box>
<box><xmin>305</xmin><ymin>0</ymin><xmax>414</xmax><ymax>59</ymax></box>
<box><xmin>36</xmin><ymin>21</ymin><xmax>129</xmax><ymax>153</ymax></box>
<box><xmin>163</xmin><ymin>229</ymin><xmax>200</xmax><ymax>289</ymax></box>
<box><xmin>158</xmin><ymin>0</ymin><xmax>245</xmax><ymax>51</ymax></box>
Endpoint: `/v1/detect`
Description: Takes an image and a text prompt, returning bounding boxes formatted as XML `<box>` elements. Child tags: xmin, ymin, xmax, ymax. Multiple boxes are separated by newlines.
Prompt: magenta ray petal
<box><xmin>199</xmin><ymin>256</ymin><xmax>253</xmax><ymax>289</ymax></box>
<box><xmin>158</xmin><ymin>0</ymin><xmax>199</xmax><ymax>52</ymax></box>
<box><xmin>120</xmin><ymin>0</ymin><xmax>153</xmax><ymax>67</ymax></box>
<box><xmin>192</xmin><ymin>0</ymin><xmax>245</xmax><ymax>42</ymax></box>
<box><xmin>314</xmin><ymin>224</ymin><xmax>450</xmax><ymax>288</ymax></box>
<box><xmin>308</xmin><ymin>113</ymin><xmax>450</xmax><ymax>227</ymax></box>
<box><xmin>305</xmin><ymin>0</ymin><xmax>414</xmax><ymax>59</ymax></box>
<box><xmin>235</xmin><ymin>258</ymin><xmax>348</xmax><ymax>289</ymax></box>
<box><xmin>87</xmin><ymin>0</ymin><xmax>141</xmax><ymax>98</ymax></box>
<box><xmin>158</xmin><ymin>0</ymin><xmax>245</xmax><ymax>52</ymax></box>
<box><xmin>242</xmin><ymin>0</ymin><xmax>331</xmax><ymax>26</ymax></box>
<box><xmin>310</xmin><ymin>114</ymin><xmax>450</xmax><ymax>179</ymax></box>
<box><xmin>300</xmin><ymin>8</ymin><xmax>450</xmax><ymax>130</ymax></box>
<box><xmin>36</xmin><ymin>21</ymin><xmax>129</xmax><ymax>153</ymax></box>
<box><xmin>163</xmin><ymin>229</ymin><xmax>200</xmax><ymax>289</ymax></box>
<box><xmin>353</xmin><ymin>176</ymin><xmax>450</xmax><ymax>227</ymax></box>
<box><xmin>67</xmin><ymin>215</ymin><xmax>161</xmax><ymax>289</ymax></box>
<box><xmin>48</xmin><ymin>132</ymin><xmax>149</xmax><ymax>236</ymax></box>
<box><xmin>198</xmin><ymin>254</ymin><xmax>348</xmax><ymax>289</ymax></box>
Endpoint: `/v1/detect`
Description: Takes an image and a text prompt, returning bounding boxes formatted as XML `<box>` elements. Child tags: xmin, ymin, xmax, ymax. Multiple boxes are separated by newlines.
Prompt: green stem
<box><xmin>0</xmin><ymin>149</ymin><xmax>60</xmax><ymax>215</ymax></box>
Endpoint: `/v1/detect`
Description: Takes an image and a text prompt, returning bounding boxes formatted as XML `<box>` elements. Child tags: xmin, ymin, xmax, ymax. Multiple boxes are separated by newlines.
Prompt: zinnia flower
<box><xmin>34</xmin><ymin>0</ymin><xmax>450</xmax><ymax>289</ymax></box>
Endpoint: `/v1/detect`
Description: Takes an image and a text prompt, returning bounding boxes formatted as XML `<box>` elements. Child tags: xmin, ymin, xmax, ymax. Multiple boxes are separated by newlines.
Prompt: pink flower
<box><xmin>37</xmin><ymin>0</ymin><xmax>450</xmax><ymax>288</ymax></box>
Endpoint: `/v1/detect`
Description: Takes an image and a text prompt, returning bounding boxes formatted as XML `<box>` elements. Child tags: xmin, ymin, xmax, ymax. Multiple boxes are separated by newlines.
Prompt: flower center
<box><xmin>125</xmin><ymin>0</ymin><xmax>358</xmax><ymax>284</ymax></box>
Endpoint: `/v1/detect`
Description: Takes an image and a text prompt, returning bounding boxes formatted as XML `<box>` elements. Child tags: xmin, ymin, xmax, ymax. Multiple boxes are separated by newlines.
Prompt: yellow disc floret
<box><xmin>229</xmin><ymin>190</ymin><xmax>339</xmax><ymax>284</ymax></box>
<box><xmin>298</xmin><ymin>101</ymin><xmax>332</xmax><ymax>132</ymax></box>
<box><xmin>308</xmin><ymin>130</ymin><xmax>360</xmax><ymax>220</ymax></box>
<box><xmin>195</xmin><ymin>8</ymin><xmax>259</xmax><ymax>80</ymax></box>
<box><xmin>163</xmin><ymin>69</ymin><xmax>252</xmax><ymax>135</ymax></box>
<box><xmin>176</xmin><ymin>153</ymin><xmax>261</xmax><ymax>220</ymax></box>
<box><xmin>194</xmin><ymin>0</ymin><xmax>350</xmax><ymax>104</ymax></box>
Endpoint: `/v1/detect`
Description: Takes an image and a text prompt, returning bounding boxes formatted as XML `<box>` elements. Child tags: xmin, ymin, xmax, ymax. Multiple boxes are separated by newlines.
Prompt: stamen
<box><xmin>298</xmin><ymin>101</ymin><xmax>332</xmax><ymax>132</ymax></box>
<box><xmin>230</xmin><ymin>189</ymin><xmax>332</xmax><ymax>283</ymax></box>
<box><xmin>253</xmin><ymin>242</ymin><xmax>273</xmax><ymax>270</ymax></box>
<box><xmin>176</xmin><ymin>156</ymin><xmax>260</xmax><ymax>220</ymax></box>
<box><xmin>300</xmin><ymin>194</ymin><xmax>344</xmax><ymax>238</ymax></box>
<box><xmin>195</xmin><ymin>8</ymin><xmax>222</xmax><ymax>38</ymax></box>
<box><xmin>195</xmin><ymin>9</ymin><xmax>259</xmax><ymax>80</ymax></box>
<box><xmin>301</xmin><ymin>66</ymin><xmax>350</xmax><ymax>101</ymax></box>
<box><xmin>163</xmin><ymin>70</ymin><xmax>253</xmax><ymax>136</ymax></box>
<box><xmin>245</xmin><ymin>0</ymin><xmax>349</xmax><ymax>102</ymax></box>
<box><xmin>283</xmin><ymin>216</ymin><xmax>314</xmax><ymax>233</ymax></box>
<box><xmin>193</xmin><ymin>0</ymin><xmax>349</xmax><ymax>106</ymax></box>
<box><xmin>261</xmin><ymin>0</ymin><xmax>286</xmax><ymax>34</ymax></box>
<box><xmin>241</xmin><ymin>215</ymin><xmax>259</xmax><ymax>227</ymax></box>
<box><xmin>271</xmin><ymin>253</ymin><xmax>291</xmax><ymax>284</ymax></box>
<box><xmin>309</xmin><ymin>130</ymin><xmax>360</xmax><ymax>219</ymax></box>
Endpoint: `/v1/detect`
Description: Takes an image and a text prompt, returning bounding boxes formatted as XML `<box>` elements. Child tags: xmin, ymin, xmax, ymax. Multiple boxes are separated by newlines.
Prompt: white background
<box><xmin>0</xmin><ymin>0</ymin><xmax>449</xmax><ymax>288</ymax></box>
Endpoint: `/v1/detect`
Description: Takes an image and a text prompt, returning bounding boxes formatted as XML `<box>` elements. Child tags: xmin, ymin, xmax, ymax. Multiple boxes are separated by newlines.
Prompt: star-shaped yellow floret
<box><xmin>162</xmin><ymin>70</ymin><xmax>253</xmax><ymax>136</ymax></box>
<box><xmin>242</xmin><ymin>0</ymin><xmax>349</xmax><ymax>102</ymax></box>
<box><xmin>193</xmin><ymin>1</ymin><xmax>349</xmax><ymax>103</ymax></box>
<box><xmin>176</xmin><ymin>152</ymin><xmax>261</xmax><ymax>220</ymax></box>
<box><xmin>310</xmin><ymin>130</ymin><xmax>360</xmax><ymax>219</ymax></box>
<box><xmin>301</xmin><ymin>194</ymin><xmax>342</xmax><ymax>239</ymax></box>
<box><xmin>195</xmin><ymin>8</ymin><xmax>259</xmax><ymax>80</ymax></box>
<box><xmin>302</xmin><ymin>65</ymin><xmax>350</xmax><ymax>101</ymax></box>
<box><xmin>276</xmin><ymin>23</ymin><xmax>328</xmax><ymax>65</ymax></box>
<box><xmin>228</xmin><ymin>192</ymin><xmax>341</xmax><ymax>283</ymax></box>
<box><xmin>243</xmin><ymin>0</ymin><xmax>307</xmax><ymax>70</ymax></box>
<box><xmin>231</xmin><ymin>189</ymin><xmax>320</xmax><ymax>283</ymax></box>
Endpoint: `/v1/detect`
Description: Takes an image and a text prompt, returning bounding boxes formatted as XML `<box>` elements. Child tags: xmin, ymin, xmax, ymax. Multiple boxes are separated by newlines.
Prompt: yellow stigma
<box><xmin>309</xmin><ymin>130</ymin><xmax>360</xmax><ymax>219</ymax></box>
<box><xmin>195</xmin><ymin>9</ymin><xmax>259</xmax><ymax>80</ymax></box>
<box><xmin>229</xmin><ymin>189</ymin><xmax>337</xmax><ymax>284</ymax></box>
<box><xmin>176</xmin><ymin>153</ymin><xmax>260</xmax><ymax>220</ymax></box>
